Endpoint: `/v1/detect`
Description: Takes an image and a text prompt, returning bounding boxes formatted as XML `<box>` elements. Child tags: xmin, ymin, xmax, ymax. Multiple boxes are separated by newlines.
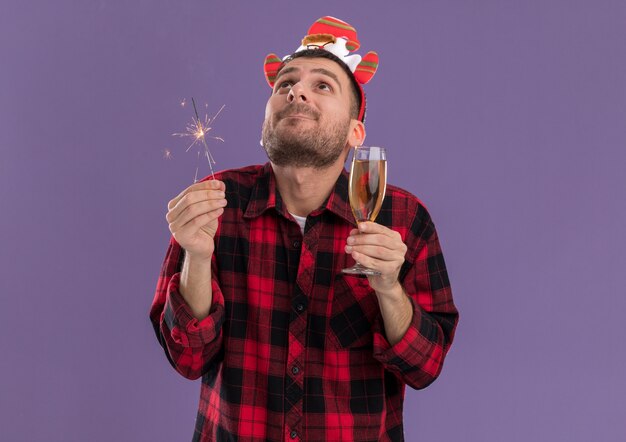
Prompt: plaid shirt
<box><xmin>150</xmin><ymin>163</ymin><xmax>458</xmax><ymax>442</ymax></box>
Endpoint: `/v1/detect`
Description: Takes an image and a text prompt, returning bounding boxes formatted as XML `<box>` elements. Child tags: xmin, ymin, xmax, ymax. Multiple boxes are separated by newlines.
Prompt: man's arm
<box><xmin>149</xmin><ymin>179</ymin><xmax>228</xmax><ymax>380</ymax></box>
<box><xmin>345</xmin><ymin>221</ymin><xmax>412</xmax><ymax>345</ymax></box>
<box><xmin>180</xmin><ymin>253</ymin><xmax>214</xmax><ymax>320</ymax></box>
<box><xmin>170</xmin><ymin>179</ymin><xmax>227</xmax><ymax>320</ymax></box>
<box><xmin>372</xmin><ymin>283</ymin><xmax>413</xmax><ymax>345</ymax></box>
<box><xmin>345</xmin><ymin>218</ymin><xmax>459</xmax><ymax>389</ymax></box>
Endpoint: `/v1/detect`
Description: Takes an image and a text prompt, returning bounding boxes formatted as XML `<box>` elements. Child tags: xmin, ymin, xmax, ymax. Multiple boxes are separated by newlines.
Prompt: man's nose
<box><xmin>287</xmin><ymin>83</ymin><xmax>308</xmax><ymax>103</ymax></box>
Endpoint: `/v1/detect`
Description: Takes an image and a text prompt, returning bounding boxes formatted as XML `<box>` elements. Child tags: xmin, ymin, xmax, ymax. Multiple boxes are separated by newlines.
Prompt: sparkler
<box><xmin>173</xmin><ymin>98</ymin><xmax>225</xmax><ymax>182</ymax></box>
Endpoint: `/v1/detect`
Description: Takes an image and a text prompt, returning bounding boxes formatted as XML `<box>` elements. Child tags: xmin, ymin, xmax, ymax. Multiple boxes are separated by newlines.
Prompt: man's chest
<box><xmin>213</xmin><ymin>214</ymin><xmax>381</xmax><ymax>352</ymax></box>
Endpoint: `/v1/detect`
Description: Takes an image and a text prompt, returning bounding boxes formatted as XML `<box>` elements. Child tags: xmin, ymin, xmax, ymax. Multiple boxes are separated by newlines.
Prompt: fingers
<box><xmin>167</xmin><ymin>179</ymin><xmax>225</xmax><ymax>211</ymax></box>
<box><xmin>345</xmin><ymin>222</ymin><xmax>407</xmax><ymax>279</ymax></box>
<box><xmin>166</xmin><ymin>180</ymin><xmax>226</xmax><ymax>223</ymax></box>
<box><xmin>348</xmin><ymin>250</ymin><xmax>400</xmax><ymax>276</ymax></box>
<box><xmin>355</xmin><ymin>221</ymin><xmax>399</xmax><ymax>238</ymax></box>
<box><xmin>182</xmin><ymin>207</ymin><xmax>224</xmax><ymax>235</ymax></box>
<box><xmin>165</xmin><ymin>180</ymin><xmax>228</xmax><ymax>242</ymax></box>
<box><xmin>345</xmin><ymin>244</ymin><xmax>399</xmax><ymax>261</ymax></box>
<box><xmin>168</xmin><ymin>198</ymin><xmax>227</xmax><ymax>233</ymax></box>
<box><xmin>347</xmin><ymin>224</ymin><xmax>405</xmax><ymax>253</ymax></box>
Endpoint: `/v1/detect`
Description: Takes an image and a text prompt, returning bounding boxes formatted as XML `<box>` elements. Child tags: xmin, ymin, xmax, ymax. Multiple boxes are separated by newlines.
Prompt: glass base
<box><xmin>342</xmin><ymin>263</ymin><xmax>381</xmax><ymax>276</ymax></box>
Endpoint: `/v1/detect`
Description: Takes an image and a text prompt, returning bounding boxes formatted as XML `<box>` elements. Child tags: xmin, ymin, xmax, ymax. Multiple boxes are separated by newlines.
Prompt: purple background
<box><xmin>1</xmin><ymin>1</ymin><xmax>625</xmax><ymax>441</ymax></box>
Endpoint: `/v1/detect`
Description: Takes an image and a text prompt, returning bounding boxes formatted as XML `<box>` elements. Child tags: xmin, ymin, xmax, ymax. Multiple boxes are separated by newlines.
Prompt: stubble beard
<box><xmin>262</xmin><ymin>103</ymin><xmax>351</xmax><ymax>169</ymax></box>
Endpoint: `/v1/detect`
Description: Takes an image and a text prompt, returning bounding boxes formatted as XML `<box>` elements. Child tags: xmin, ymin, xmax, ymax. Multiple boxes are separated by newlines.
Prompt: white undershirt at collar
<box><xmin>289</xmin><ymin>212</ymin><xmax>306</xmax><ymax>234</ymax></box>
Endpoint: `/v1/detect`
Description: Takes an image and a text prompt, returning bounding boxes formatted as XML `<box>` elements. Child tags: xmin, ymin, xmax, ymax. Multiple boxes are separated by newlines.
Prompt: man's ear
<box><xmin>348</xmin><ymin>120</ymin><xmax>366</xmax><ymax>147</ymax></box>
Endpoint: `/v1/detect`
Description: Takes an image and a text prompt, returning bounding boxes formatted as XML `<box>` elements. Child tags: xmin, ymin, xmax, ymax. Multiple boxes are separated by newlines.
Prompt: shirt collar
<box><xmin>243</xmin><ymin>162</ymin><xmax>356</xmax><ymax>227</ymax></box>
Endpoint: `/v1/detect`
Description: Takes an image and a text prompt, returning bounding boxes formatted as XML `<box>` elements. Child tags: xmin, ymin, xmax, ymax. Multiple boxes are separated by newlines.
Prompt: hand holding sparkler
<box><xmin>166</xmin><ymin>179</ymin><xmax>227</xmax><ymax>261</ymax></box>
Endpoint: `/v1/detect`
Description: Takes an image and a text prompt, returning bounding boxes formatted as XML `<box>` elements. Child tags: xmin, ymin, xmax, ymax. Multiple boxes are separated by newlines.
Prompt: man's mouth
<box><xmin>283</xmin><ymin>114</ymin><xmax>315</xmax><ymax>120</ymax></box>
<box><xmin>277</xmin><ymin>104</ymin><xmax>319</xmax><ymax>121</ymax></box>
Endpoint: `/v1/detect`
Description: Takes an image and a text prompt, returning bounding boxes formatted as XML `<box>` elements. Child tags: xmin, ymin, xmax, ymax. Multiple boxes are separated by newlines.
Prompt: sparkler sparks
<box><xmin>172</xmin><ymin>98</ymin><xmax>225</xmax><ymax>182</ymax></box>
<box><xmin>163</xmin><ymin>148</ymin><xmax>173</xmax><ymax>160</ymax></box>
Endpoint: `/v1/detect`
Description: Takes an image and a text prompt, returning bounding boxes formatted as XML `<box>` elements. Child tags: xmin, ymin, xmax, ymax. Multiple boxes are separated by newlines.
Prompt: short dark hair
<box><xmin>279</xmin><ymin>49</ymin><xmax>363</xmax><ymax>120</ymax></box>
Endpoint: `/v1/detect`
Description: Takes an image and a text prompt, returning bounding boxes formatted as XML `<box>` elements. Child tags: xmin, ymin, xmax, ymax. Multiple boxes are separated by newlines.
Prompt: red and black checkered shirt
<box><xmin>150</xmin><ymin>163</ymin><xmax>458</xmax><ymax>441</ymax></box>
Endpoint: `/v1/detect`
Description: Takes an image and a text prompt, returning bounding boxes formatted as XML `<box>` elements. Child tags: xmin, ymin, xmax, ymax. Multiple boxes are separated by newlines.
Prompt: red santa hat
<box><xmin>263</xmin><ymin>16</ymin><xmax>379</xmax><ymax>122</ymax></box>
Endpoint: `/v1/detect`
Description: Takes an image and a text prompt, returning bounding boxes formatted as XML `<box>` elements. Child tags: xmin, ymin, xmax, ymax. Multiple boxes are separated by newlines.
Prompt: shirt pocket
<box><xmin>327</xmin><ymin>274</ymin><xmax>380</xmax><ymax>350</ymax></box>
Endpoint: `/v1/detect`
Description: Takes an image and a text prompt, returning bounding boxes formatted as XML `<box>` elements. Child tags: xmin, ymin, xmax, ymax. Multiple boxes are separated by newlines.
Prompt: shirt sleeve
<box><xmin>372</xmin><ymin>208</ymin><xmax>459</xmax><ymax>390</ymax></box>
<box><xmin>149</xmin><ymin>236</ymin><xmax>225</xmax><ymax>380</ymax></box>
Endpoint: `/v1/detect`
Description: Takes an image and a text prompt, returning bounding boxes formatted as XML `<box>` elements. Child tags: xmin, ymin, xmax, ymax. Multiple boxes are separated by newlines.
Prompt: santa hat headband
<box><xmin>263</xmin><ymin>16</ymin><xmax>379</xmax><ymax>122</ymax></box>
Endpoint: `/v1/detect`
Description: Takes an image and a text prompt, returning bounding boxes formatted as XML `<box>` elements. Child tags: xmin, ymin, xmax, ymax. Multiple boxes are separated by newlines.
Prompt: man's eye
<box><xmin>277</xmin><ymin>81</ymin><xmax>293</xmax><ymax>90</ymax></box>
<box><xmin>318</xmin><ymin>83</ymin><xmax>332</xmax><ymax>91</ymax></box>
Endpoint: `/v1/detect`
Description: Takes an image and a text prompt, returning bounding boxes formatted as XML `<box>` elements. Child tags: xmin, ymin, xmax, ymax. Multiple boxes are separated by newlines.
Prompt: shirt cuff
<box><xmin>162</xmin><ymin>272</ymin><xmax>225</xmax><ymax>348</ymax></box>
<box><xmin>372</xmin><ymin>297</ymin><xmax>443</xmax><ymax>378</ymax></box>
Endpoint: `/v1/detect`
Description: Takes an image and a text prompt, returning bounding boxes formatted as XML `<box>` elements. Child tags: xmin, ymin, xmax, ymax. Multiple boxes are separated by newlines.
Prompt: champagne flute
<box><xmin>342</xmin><ymin>146</ymin><xmax>387</xmax><ymax>275</ymax></box>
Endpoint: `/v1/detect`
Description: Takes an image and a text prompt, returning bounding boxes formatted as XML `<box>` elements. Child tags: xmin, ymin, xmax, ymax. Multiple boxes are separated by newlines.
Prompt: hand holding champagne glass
<box><xmin>343</xmin><ymin>146</ymin><xmax>387</xmax><ymax>275</ymax></box>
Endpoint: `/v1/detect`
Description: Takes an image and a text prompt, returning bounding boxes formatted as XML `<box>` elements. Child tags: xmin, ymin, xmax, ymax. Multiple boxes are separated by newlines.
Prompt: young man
<box><xmin>150</xmin><ymin>16</ymin><xmax>458</xmax><ymax>442</ymax></box>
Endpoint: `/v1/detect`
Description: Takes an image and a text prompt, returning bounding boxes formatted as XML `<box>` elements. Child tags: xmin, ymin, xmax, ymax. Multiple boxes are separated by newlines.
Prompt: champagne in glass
<box><xmin>343</xmin><ymin>146</ymin><xmax>387</xmax><ymax>275</ymax></box>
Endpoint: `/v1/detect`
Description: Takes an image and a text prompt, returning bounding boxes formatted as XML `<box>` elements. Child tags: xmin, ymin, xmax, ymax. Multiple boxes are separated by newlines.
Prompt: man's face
<box><xmin>261</xmin><ymin>57</ymin><xmax>355</xmax><ymax>169</ymax></box>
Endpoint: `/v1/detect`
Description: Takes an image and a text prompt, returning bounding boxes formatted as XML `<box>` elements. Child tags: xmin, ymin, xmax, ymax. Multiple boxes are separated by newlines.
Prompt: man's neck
<box><xmin>271</xmin><ymin>161</ymin><xmax>345</xmax><ymax>217</ymax></box>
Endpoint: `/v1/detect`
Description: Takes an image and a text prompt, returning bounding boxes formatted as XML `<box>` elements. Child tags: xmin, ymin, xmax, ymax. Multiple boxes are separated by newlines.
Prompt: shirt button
<box><xmin>292</xmin><ymin>240</ymin><xmax>300</xmax><ymax>248</ymax></box>
<box><xmin>291</xmin><ymin>365</ymin><xmax>300</xmax><ymax>375</ymax></box>
<box><xmin>295</xmin><ymin>303</ymin><xmax>305</xmax><ymax>312</ymax></box>
<box><xmin>290</xmin><ymin>430</ymin><xmax>298</xmax><ymax>439</ymax></box>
